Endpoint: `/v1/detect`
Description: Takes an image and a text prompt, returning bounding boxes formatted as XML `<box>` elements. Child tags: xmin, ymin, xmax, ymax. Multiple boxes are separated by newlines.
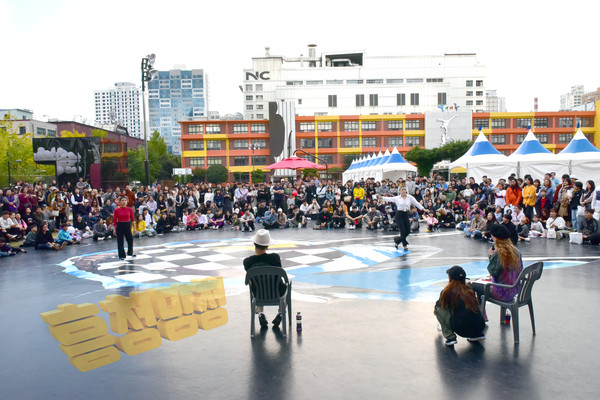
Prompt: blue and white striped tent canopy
<box><xmin>380</xmin><ymin>147</ymin><xmax>416</xmax><ymax>172</ymax></box>
<box><xmin>557</xmin><ymin>128</ymin><xmax>600</xmax><ymax>157</ymax></box>
<box><xmin>449</xmin><ymin>131</ymin><xmax>508</xmax><ymax>169</ymax></box>
<box><xmin>508</xmin><ymin>130</ymin><xmax>555</xmax><ymax>161</ymax></box>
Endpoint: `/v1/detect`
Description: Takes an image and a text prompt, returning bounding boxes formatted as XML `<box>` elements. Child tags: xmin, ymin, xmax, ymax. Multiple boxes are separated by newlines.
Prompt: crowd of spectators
<box><xmin>1</xmin><ymin>170</ymin><xmax>599</xmax><ymax>257</ymax></box>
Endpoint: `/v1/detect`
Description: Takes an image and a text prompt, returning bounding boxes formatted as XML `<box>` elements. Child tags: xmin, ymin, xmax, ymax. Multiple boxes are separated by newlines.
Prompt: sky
<box><xmin>1</xmin><ymin>0</ymin><xmax>599</xmax><ymax>122</ymax></box>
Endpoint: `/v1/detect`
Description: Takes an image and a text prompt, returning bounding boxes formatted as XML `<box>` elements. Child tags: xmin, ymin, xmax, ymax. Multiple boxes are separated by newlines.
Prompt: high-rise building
<box><xmin>582</xmin><ymin>87</ymin><xmax>600</xmax><ymax>106</ymax></box>
<box><xmin>560</xmin><ymin>85</ymin><xmax>584</xmax><ymax>111</ymax></box>
<box><xmin>485</xmin><ymin>90</ymin><xmax>507</xmax><ymax>112</ymax></box>
<box><xmin>242</xmin><ymin>45</ymin><xmax>487</xmax><ymax>119</ymax></box>
<box><xmin>147</xmin><ymin>67</ymin><xmax>208</xmax><ymax>155</ymax></box>
<box><xmin>94</xmin><ymin>82</ymin><xmax>142</xmax><ymax>138</ymax></box>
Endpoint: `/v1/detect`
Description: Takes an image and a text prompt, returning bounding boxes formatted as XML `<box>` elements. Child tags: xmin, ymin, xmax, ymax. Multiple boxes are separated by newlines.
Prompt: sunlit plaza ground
<box><xmin>1</xmin><ymin>227</ymin><xmax>599</xmax><ymax>399</ymax></box>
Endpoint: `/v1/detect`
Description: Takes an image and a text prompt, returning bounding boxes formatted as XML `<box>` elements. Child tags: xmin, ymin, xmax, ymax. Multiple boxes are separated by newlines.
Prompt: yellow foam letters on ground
<box><xmin>115</xmin><ymin>328</ymin><xmax>162</xmax><ymax>355</ymax></box>
<box><xmin>40</xmin><ymin>303</ymin><xmax>120</xmax><ymax>372</ymax></box>
<box><xmin>98</xmin><ymin>295</ymin><xmax>144</xmax><ymax>334</ymax></box>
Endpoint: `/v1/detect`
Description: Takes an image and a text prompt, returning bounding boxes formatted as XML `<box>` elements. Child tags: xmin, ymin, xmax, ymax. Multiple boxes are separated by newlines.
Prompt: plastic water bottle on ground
<box><xmin>296</xmin><ymin>312</ymin><xmax>302</xmax><ymax>332</ymax></box>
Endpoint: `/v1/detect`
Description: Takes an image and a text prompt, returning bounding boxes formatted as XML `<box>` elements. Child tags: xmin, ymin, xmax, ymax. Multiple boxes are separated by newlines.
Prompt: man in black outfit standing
<box><xmin>243</xmin><ymin>229</ymin><xmax>284</xmax><ymax>328</ymax></box>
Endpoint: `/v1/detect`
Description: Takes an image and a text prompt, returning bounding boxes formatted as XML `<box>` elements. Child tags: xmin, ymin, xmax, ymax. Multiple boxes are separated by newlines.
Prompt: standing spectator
<box><xmin>522</xmin><ymin>177</ymin><xmax>537</xmax><ymax>222</ymax></box>
<box><xmin>114</xmin><ymin>196</ymin><xmax>135</xmax><ymax>260</ymax></box>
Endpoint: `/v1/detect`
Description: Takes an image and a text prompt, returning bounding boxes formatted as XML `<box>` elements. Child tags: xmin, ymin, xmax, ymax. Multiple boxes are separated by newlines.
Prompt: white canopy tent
<box><xmin>507</xmin><ymin>130</ymin><xmax>569</xmax><ymax>178</ymax></box>
<box><xmin>556</xmin><ymin>128</ymin><xmax>600</xmax><ymax>186</ymax></box>
<box><xmin>342</xmin><ymin>148</ymin><xmax>417</xmax><ymax>182</ymax></box>
<box><xmin>449</xmin><ymin>131</ymin><xmax>512</xmax><ymax>182</ymax></box>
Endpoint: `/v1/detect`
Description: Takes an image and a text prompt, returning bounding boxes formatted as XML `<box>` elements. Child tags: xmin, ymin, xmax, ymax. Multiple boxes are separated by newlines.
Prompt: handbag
<box><xmin>577</xmin><ymin>205</ymin><xmax>585</xmax><ymax>217</ymax></box>
<box><xmin>569</xmin><ymin>232</ymin><xmax>583</xmax><ymax>245</ymax></box>
<box><xmin>547</xmin><ymin>228</ymin><xmax>556</xmax><ymax>239</ymax></box>
<box><xmin>51</xmin><ymin>210</ymin><xmax>59</xmax><ymax>217</ymax></box>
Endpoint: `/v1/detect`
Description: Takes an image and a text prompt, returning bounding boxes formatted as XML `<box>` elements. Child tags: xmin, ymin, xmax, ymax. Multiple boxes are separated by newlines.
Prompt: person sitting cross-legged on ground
<box><xmin>364</xmin><ymin>204</ymin><xmax>383</xmax><ymax>230</ymax></box>
<box><xmin>243</xmin><ymin>229</ymin><xmax>287</xmax><ymax>329</ymax></box>
<box><xmin>57</xmin><ymin>223</ymin><xmax>80</xmax><ymax>246</ymax></box>
<box><xmin>313</xmin><ymin>206</ymin><xmax>333</xmax><ymax>230</ymax></box>
<box><xmin>434</xmin><ymin>266</ymin><xmax>486</xmax><ymax>346</ymax></box>
<box><xmin>581</xmin><ymin>207</ymin><xmax>600</xmax><ymax>245</ymax></box>
<box><xmin>426</xmin><ymin>211</ymin><xmax>439</xmax><ymax>232</ymax></box>
<box><xmin>464</xmin><ymin>211</ymin><xmax>486</xmax><ymax>239</ymax></box>
<box><xmin>346</xmin><ymin>205</ymin><xmax>363</xmax><ymax>230</ymax></box>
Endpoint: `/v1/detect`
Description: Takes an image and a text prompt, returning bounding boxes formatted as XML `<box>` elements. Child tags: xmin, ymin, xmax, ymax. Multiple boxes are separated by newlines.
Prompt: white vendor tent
<box><xmin>342</xmin><ymin>148</ymin><xmax>416</xmax><ymax>182</ymax></box>
<box><xmin>449</xmin><ymin>131</ymin><xmax>512</xmax><ymax>182</ymax></box>
<box><xmin>507</xmin><ymin>130</ymin><xmax>569</xmax><ymax>179</ymax></box>
<box><xmin>556</xmin><ymin>128</ymin><xmax>600</xmax><ymax>186</ymax></box>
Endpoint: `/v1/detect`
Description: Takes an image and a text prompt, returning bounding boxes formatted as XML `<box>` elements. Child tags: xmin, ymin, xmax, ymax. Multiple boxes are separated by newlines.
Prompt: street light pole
<box><xmin>141</xmin><ymin>54</ymin><xmax>158</xmax><ymax>187</ymax></box>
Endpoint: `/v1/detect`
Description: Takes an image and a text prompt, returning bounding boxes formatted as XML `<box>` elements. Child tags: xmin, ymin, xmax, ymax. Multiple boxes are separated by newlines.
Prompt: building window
<box><xmin>47</xmin><ymin>130</ymin><xmax>56</xmax><ymax>137</ymax></box>
<box><xmin>490</xmin><ymin>135</ymin><xmax>506</xmax><ymax>144</ymax></box>
<box><xmin>405</xmin><ymin>136</ymin><xmax>421</xmax><ymax>147</ymax></box>
<box><xmin>318</xmin><ymin>138</ymin><xmax>333</xmax><ymax>148</ymax></box>
<box><xmin>256</xmin><ymin>84</ymin><xmax>263</xmax><ymax>91</ymax></box>
<box><xmin>319</xmin><ymin>154</ymin><xmax>334</xmax><ymax>164</ymax></box>
<box><xmin>299</xmin><ymin>122</ymin><xmax>314</xmax><ymax>132</ymax></box>
<box><xmin>246</xmin><ymin>105</ymin><xmax>254</xmax><ymax>110</ymax></box>
<box><xmin>466</xmin><ymin>80</ymin><xmax>473</xmax><ymax>87</ymax></box>
<box><xmin>366</xmin><ymin>79</ymin><xmax>384</xmax><ymax>84</ymax></box>
<box><xmin>558</xmin><ymin>133</ymin><xmax>572</xmax><ymax>143</ymax></box>
<box><xmin>328</xmin><ymin>95</ymin><xmax>337</xmax><ymax>107</ymax></box>
<box><xmin>245</xmin><ymin>84</ymin><xmax>252</xmax><ymax>91</ymax></box>
<box><xmin>437</xmin><ymin>93</ymin><xmax>447</xmax><ymax>105</ymax></box>
<box><xmin>476</xmin><ymin>100</ymin><xmax>484</xmax><ymax>106</ymax></box>
<box><xmin>344</xmin><ymin>138</ymin><xmax>359</xmax><ymax>147</ymax></box>
<box><xmin>406</xmin><ymin>78</ymin><xmax>423</xmax><ymax>83</ymax></box>
<box><xmin>387</xmin><ymin>79</ymin><xmax>404</xmax><ymax>84</ymax></box>
<box><xmin>537</xmin><ymin>134</ymin><xmax>549</xmax><ymax>144</ymax></box>
<box><xmin>189</xmin><ymin>157</ymin><xmax>204</xmax><ymax>168</ymax></box>
<box><xmin>256</xmin><ymin>95</ymin><xmax>263</xmax><ymax>100</ymax></box>
<box><xmin>476</xmin><ymin>80</ymin><xmax>483</xmax><ymax>87</ymax></box>
<box><xmin>256</xmin><ymin>104</ymin><xmax>263</xmax><ymax>110</ymax></box>
<box><xmin>233</xmin><ymin>140</ymin><xmax>248</xmax><ymax>149</ymax></box>
<box><xmin>516</xmin><ymin>134</ymin><xmax>527</xmax><ymax>144</ymax></box>
<box><xmin>250</xmin><ymin>123</ymin><xmax>266</xmax><ymax>133</ymax></box>
<box><xmin>534</xmin><ymin>118</ymin><xmax>548</xmax><ymax>128</ymax></box>
<box><xmin>36</xmin><ymin>127</ymin><xmax>47</xmax><ymax>135</ymax></box>
<box><xmin>189</xmin><ymin>140</ymin><xmax>204</xmax><ymax>150</ymax></box>
<box><xmin>347</xmin><ymin>80</ymin><xmax>363</xmax><ymax>84</ymax></box>
<box><xmin>189</xmin><ymin>125</ymin><xmax>204</xmax><ymax>134</ymax></box>
<box><xmin>362</xmin><ymin>137</ymin><xmax>376</xmax><ymax>147</ymax></box>
<box><xmin>410</xmin><ymin>93</ymin><xmax>419</xmax><ymax>106</ymax></box>
<box><xmin>246</xmin><ymin>95</ymin><xmax>253</xmax><ymax>101</ymax></box>
<box><xmin>585</xmin><ymin>133</ymin><xmax>594</xmax><ymax>142</ymax></box>
<box><xmin>558</xmin><ymin>117</ymin><xmax>573</xmax><ymax>128</ymax></box>
<box><xmin>317</xmin><ymin>121</ymin><xmax>333</xmax><ymax>132</ymax></box>
<box><xmin>104</xmin><ymin>143</ymin><xmax>120</xmax><ymax>153</ymax></box>
<box><xmin>300</xmin><ymin>139</ymin><xmax>315</xmax><ymax>148</ymax></box>
<box><xmin>250</xmin><ymin>155</ymin><xmax>266</xmax><ymax>165</ymax></box>
<box><xmin>466</xmin><ymin>100</ymin><xmax>473</xmax><ymax>106</ymax></box>
<box><xmin>369</xmin><ymin>94</ymin><xmax>378</xmax><ymax>106</ymax></box>
<box><xmin>397</xmin><ymin>93</ymin><xmax>406</xmax><ymax>106</ymax></box>
<box><xmin>466</xmin><ymin>91</ymin><xmax>473</xmax><ymax>97</ymax></box>
<box><xmin>326</xmin><ymin>80</ymin><xmax>343</xmax><ymax>85</ymax></box>
<box><xmin>286</xmin><ymin>81</ymin><xmax>303</xmax><ymax>86</ymax></box>
<box><xmin>256</xmin><ymin>114</ymin><xmax>264</xmax><ymax>119</ymax></box>
<box><xmin>206</xmin><ymin>124</ymin><xmax>221</xmax><ymax>134</ymax></box>
<box><xmin>344</xmin><ymin>121</ymin><xmax>359</xmax><ymax>131</ymax></box>
<box><xmin>492</xmin><ymin>119</ymin><xmax>506</xmax><ymax>128</ymax></box>
<box><xmin>356</xmin><ymin>94</ymin><xmax>365</xmax><ymax>107</ymax></box>
<box><xmin>516</xmin><ymin>118</ymin><xmax>531</xmax><ymax>129</ymax></box>
<box><xmin>207</xmin><ymin>157</ymin><xmax>222</xmax><ymax>165</ymax></box>
<box><xmin>233</xmin><ymin>124</ymin><xmax>248</xmax><ymax>134</ymax></box>
<box><xmin>426</xmin><ymin>78</ymin><xmax>443</xmax><ymax>83</ymax></box>
<box><xmin>576</xmin><ymin>117</ymin><xmax>594</xmax><ymax>128</ymax></box>
<box><xmin>361</xmin><ymin>121</ymin><xmax>376</xmax><ymax>131</ymax></box>
<box><xmin>388</xmin><ymin>120</ymin><xmax>403</xmax><ymax>130</ymax></box>
<box><xmin>234</xmin><ymin>156</ymin><xmax>249</xmax><ymax>166</ymax></box>
<box><xmin>206</xmin><ymin>141</ymin><xmax>222</xmax><ymax>150</ymax></box>
<box><xmin>405</xmin><ymin>120</ymin><xmax>421</xmax><ymax>130</ymax></box>
<box><xmin>252</xmin><ymin>139</ymin><xmax>267</xmax><ymax>149</ymax></box>
<box><xmin>307</xmin><ymin>80</ymin><xmax>323</xmax><ymax>85</ymax></box>
<box><xmin>473</xmin><ymin>119</ymin><xmax>489</xmax><ymax>129</ymax></box>
<box><xmin>388</xmin><ymin>137</ymin><xmax>403</xmax><ymax>147</ymax></box>
<box><xmin>476</xmin><ymin>91</ymin><xmax>483</xmax><ymax>96</ymax></box>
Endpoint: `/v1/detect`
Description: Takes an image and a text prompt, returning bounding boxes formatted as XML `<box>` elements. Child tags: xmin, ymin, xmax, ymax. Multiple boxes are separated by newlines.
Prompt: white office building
<box><xmin>94</xmin><ymin>82</ymin><xmax>142</xmax><ymax>138</ymax></box>
<box><xmin>560</xmin><ymin>85</ymin><xmax>584</xmax><ymax>111</ymax></box>
<box><xmin>485</xmin><ymin>90</ymin><xmax>507</xmax><ymax>112</ymax></box>
<box><xmin>242</xmin><ymin>45</ymin><xmax>487</xmax><ymax>119</ymax></box>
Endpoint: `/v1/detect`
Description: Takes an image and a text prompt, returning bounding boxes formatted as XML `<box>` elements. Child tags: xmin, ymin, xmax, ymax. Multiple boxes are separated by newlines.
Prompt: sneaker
<box><xmin>445</xmin><ymin>338</ymin><xmax>457</xmax><ymax>346</ymax></box>
<box><xmin>467</xmin><ymin>335</ymin><xmax>486</xmax><ymax>342</ymax></box>
<box><xmin>272</xmin><ymin>313</ymin><xmax>282</xmax><ymax>327</ymax></box>
<box><xmin>258</xmin><ymin>313</ymin><xmax>268</xmax><ymax>328</ymax></box>
<box><xmin>403</xmin><ymin>246</ymin><xmax>409</xmax><ymax>251</ymax></box>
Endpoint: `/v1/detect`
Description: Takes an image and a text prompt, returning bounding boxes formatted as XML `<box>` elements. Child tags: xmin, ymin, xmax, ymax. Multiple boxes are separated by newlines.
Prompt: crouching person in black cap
<box><xmin>434</xmin><ymin>266</ymin><xmax>486</xmax><ymax>346</ymax></box>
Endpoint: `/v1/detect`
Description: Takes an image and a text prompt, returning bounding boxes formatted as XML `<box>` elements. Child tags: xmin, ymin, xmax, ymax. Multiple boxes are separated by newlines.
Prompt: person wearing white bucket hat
<box><xmin>243</xmin><ymin>229</ymin><xmax>285</xmax><ymax>328</ymax></box>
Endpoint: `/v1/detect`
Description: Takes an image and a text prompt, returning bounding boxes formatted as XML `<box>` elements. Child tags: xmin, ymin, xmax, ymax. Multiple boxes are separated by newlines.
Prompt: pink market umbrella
<box><xmin>264</xmin><ymin>156</ymin><xmax>325</xmax><ymax>170</ymax></box>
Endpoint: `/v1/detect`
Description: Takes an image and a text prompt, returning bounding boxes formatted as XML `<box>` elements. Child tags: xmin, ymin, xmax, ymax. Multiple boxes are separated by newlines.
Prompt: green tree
<box><xmin>0</xmin><ymin>114</ymin><xmax>54</xmax><ymax>186</ymax></box>
<box><xmin>436</xmin><ymin>140</ymin><xmax>472</xmax><ymax>162</ymax></box>
<box><xmin>91</xmin><ymin>128</ymin><xmax>108</xmax><ymax>138</ymax></box>
<box><xmin>60</xmin><ymin>130</ymin><xmax>86</xmax><ymax>137</ymax></box>
<box><xmin>192</xmin><ymin>167</ymin><xmax>206</xmax><ymax>182</ymax></box>
<box><xmin>127</xmin><ymin>131</ymin><xmax>180</xmax><ymax>184</ymax></box>
<box><xmin>205</xmin><ymin>164</ymin><xmax>229</xmax><ymax>184</ymax></box>
<box><xmin>405</xmin><ymin>139</ymin><xmax>474</xmax><ymax>176</ymax></box>
<box><xmin>302</xmin><ymin>168</ymin><xmax>317</xmax><ymax>179</ymax></box>
<box><xmin>251</xmin><ymin>169</ymin><xmax>264</xmax><ymax>183</ymax></box>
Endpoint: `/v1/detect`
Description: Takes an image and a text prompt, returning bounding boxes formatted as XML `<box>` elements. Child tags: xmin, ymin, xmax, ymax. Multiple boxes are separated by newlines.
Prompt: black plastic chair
<box><xmin>481</xmin><ymin>261</ymin><xmax>544</xmax><ymax>344</ymax></box>
<box><xmin>245</xmin><ymin>266</ymin><xmax>292</xmax><ymax>337</ymax></box>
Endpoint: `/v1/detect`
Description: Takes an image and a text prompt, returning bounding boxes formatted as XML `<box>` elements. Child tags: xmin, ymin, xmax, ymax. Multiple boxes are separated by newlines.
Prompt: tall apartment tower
<box><xmin>242</xmin><ymin>45</ymin><xmax>487</xmax><ymax>119</ymax></box>
<box><xmin>94</xmin><ymin>82</ymin><xmax>142</xmax><ymax>138</ymax></box>
<box><xmin>560</xmin><ymin>85</ymin><xmax>584</xmax><ymax>111</ymax></box>
<box><xmin>147</xmin><ymin>67</ymin><xmax>208</xmax><ymax>155</ymax></box>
